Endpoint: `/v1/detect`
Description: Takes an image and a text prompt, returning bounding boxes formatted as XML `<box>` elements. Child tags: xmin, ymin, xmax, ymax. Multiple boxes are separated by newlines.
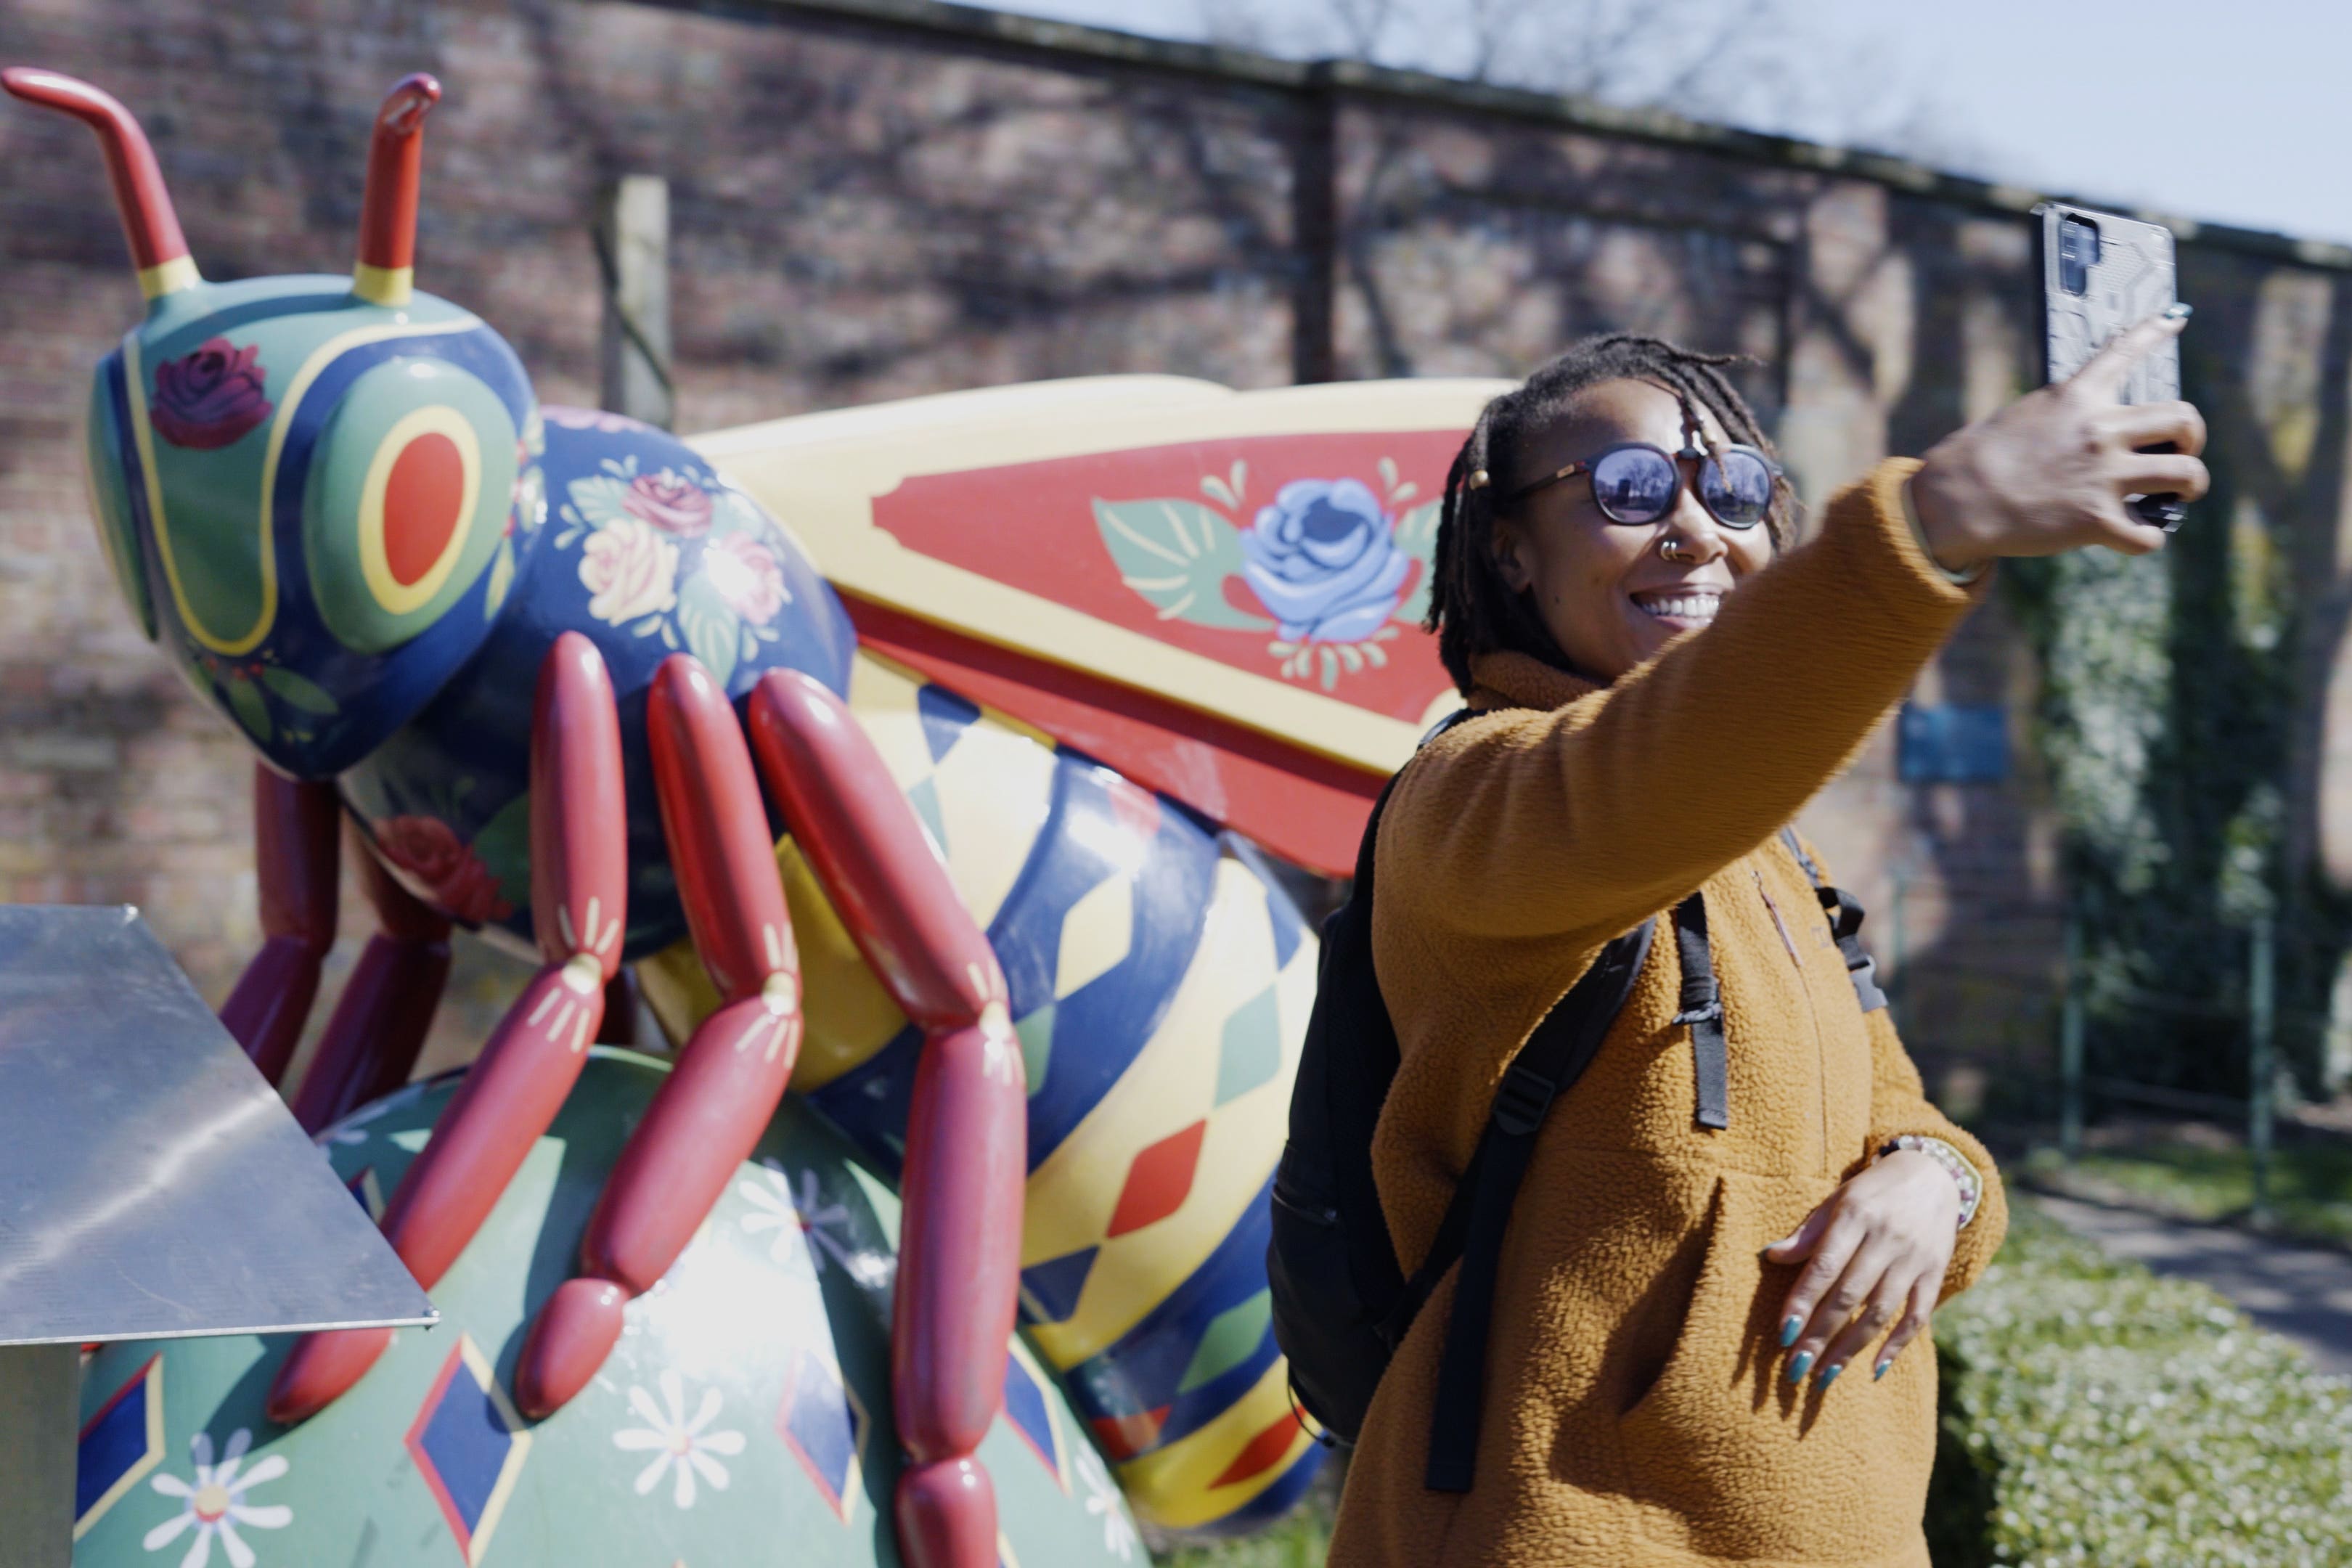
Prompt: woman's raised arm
<box><xmin>1380</xmin><ymin>309</ymin><xmax>2205</xmax><ymax>952</ymax></box>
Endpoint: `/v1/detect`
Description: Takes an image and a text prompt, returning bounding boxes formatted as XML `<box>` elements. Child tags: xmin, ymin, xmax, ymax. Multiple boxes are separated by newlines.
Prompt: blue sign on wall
<box><xmin>1898</xmin><ymin>703</ymin><xmax>2009</xmax><ymax>783</ymax></box>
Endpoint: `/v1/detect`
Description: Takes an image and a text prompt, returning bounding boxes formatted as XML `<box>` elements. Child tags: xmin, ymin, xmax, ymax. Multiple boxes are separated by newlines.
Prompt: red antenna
<box><xmin>1</xmin><ymin>68</ymin><xmax>200</xmax><ymax>303</ymax></box>
<box><xmin>354</xmin><ymin>74</ymin><xmax>441</xmax><ymax>307</ymax></box>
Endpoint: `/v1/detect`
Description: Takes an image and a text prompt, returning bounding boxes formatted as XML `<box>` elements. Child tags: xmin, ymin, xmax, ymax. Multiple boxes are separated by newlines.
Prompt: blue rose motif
<box><xmin>1240</xmin><ymin>478</ymin><xmax>1411</xmax><ymax>644</ymax></box>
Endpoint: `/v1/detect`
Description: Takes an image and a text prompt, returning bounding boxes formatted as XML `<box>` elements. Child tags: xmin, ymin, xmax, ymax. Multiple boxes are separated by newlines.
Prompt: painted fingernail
<box><xmin>2164</xmin><ymin>302</ymin><xmax>2192</xmax><ymax>321</ymax></box>
<box><xmin>1874</xmin><ymin>1358</ymin><xmax>1892</xmax><ymax>1381</ymax></box>
<box><xmin>1786</xmin><ymin>1350</ymin><xmax>1813</xmax><ymax>1384</ymax></box>
<box><xmin>1779</xmin><ymin>1316</ymin><xmax>1802</xmax><ymax>1347</ymax></box>
<box><xmin>1816</xmin><ymin>1363</ymin><xmax>1842</xmax><ymax>1391</ymax></box>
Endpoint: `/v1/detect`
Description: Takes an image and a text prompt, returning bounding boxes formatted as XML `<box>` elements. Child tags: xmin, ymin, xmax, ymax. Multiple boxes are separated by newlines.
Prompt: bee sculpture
<box><xmin>12</xmin><ymin>65</ymin><xmax>1492</xmax><ymax>1568</ymax></box>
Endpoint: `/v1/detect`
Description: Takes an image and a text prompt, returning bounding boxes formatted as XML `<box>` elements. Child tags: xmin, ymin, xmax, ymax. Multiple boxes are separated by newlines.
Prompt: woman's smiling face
<box><xmin>1493</xmin><ymin>377</ymin><xmax>1777</xmax><ymax>682</ymax></box>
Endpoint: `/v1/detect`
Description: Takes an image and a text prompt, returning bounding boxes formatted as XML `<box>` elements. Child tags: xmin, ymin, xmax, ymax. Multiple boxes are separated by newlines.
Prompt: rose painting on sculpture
<box><xmin>148</xmin><ymin>335</ymin><xmax>273</xmax><ymax>449</ymax></box>
<box><xmin>869</xmin><ymin>431</ymin><xmax>1463</xmax><ymax>722</ymax></box>
<box><xmin>548</xmin><ymin>415</ymin><xmax>799</xmax><ymax>690</ymax></box>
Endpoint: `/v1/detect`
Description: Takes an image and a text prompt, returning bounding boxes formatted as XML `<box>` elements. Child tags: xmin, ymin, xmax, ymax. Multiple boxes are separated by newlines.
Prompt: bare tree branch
<box><xmin>1328</xmin><ymin>0</ymin><xmax>1402</xmax><ymax>58</ymax></box>
<box><xmin>1194</xmin><ymin>0</ymin><xmax>1993</xmax><ymax>172</ymax></box>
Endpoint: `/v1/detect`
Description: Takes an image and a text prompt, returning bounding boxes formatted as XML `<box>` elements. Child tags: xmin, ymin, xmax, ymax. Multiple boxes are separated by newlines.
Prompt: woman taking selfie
<box><xmin>1328</xmin><ymin>310</ymin><xmax>2204</xmax><ymax>1565</ymax></box>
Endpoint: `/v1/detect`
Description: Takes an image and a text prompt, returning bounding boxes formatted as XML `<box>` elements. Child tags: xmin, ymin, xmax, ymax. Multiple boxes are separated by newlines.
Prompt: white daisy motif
<box><xmin>736</xmin><ymin>1161</ymin><xmax>891</xmax><ymax>1286</ymax></box>
<box><xmin>1076</xmin><ymin>1445</ymin><xmax>1138</xmax><ymax>1561</ymax></box>
<box><xmin>144</xmin><ymin>1429</ymin><xmax>291</xmax><ymax>1568</ymax></box>
<box><xmin>979</xmin><ymin>1004</ymin><xmax>1021</xmax><ymax>1089</ymax></box>
<box><xmin>613</xmin><ymin>1369</ymin><xmax>746</xmax><ymax>1508</ymax></box>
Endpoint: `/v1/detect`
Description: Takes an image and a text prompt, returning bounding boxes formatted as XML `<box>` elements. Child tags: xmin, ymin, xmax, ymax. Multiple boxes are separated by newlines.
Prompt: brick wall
<box><xmin>4</xmin><ymin>0</ymin><xmax>2348</xmax><ymax>1093</ymax></box>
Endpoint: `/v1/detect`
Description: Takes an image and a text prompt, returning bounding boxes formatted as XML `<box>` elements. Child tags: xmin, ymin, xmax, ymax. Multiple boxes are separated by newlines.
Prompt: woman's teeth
<box><xmin>1635</xmin><ymin>592</ymin><xmax>1721</xmax><ymax>623</ymax></box>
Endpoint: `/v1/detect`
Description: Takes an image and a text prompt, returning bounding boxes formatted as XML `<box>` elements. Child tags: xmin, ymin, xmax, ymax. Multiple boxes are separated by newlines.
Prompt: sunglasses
<box><xmin>1505</xmin><ymin>440</ymin><xmax>1781</xmax><ymax>529</ymax></box>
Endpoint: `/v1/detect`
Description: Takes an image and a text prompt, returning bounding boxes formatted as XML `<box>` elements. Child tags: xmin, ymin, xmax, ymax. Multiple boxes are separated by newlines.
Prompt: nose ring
<box><xmin>1659</xmin><ymin>537</ymin><xmax>1691</xmax><ymax>562</ymax></box>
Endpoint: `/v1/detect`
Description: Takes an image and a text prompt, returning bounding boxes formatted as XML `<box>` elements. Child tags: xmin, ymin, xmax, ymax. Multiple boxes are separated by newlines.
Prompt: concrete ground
<box><xmin>2032</xmin><ymin>1191</ymin><xmax>2352</xmax><ymax>1375</ymax></box>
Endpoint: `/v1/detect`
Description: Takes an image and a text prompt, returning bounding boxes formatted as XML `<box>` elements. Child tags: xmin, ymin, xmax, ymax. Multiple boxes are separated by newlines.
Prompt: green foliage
<box><xmin>1158</xmin><ymin>1508</ymin><xmax>1334</xmax><ymax>1568</ymax></box>
<box><xmin>1930</xmin><ymin>1209</ymin><xmax>2352</xmax><ymax>1566</ymax></box>
<box><xmin>2000</xmin><ymin>367</ymin><xmax>2332</xmax><ymax>1095</ymax></box>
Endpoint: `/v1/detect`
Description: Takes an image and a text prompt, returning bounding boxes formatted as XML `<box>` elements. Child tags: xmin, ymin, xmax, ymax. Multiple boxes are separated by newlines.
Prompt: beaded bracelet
<box><xmin>1899</xmin><ymin>475</ymin><xmax>1989</xmax><ymax>587</ymax></box>
<box><xmin>1877</xmin><ymin>1134</ymin><xmax>1983</xmax><ymax>1230</ymax></box>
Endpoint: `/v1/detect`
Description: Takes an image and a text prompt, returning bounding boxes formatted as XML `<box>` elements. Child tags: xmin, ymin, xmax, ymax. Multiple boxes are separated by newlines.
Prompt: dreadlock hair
<box><xmin>1425</xmin><ymin>332</ymin><xmax>1796</xmax><ymax>693</ymax></box>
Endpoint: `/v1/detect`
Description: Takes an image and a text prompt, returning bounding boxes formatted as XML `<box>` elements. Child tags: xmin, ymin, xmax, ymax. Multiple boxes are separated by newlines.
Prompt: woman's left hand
<box><xmin>1762</xmin><ymin>1151</ymin><xmax>1960</xmax><ymax>1389</ymax></box>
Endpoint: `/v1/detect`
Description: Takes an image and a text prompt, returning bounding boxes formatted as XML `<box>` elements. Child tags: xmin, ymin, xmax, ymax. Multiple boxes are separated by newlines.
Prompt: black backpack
<box><xmin>1266</xmin><ymin>713</ymin><xmax>1886</xmax><ymax>1493</ymax></box>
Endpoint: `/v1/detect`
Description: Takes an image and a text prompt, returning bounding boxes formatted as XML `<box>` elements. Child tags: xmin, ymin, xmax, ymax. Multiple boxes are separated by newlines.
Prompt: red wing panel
<box><xmin>869</xmin><ymin>430</ymin><xmax>1462</xmax><ymax>728</ymax></box>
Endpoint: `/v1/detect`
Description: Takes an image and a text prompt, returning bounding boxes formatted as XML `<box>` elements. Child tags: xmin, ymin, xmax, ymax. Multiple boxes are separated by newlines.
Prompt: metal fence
<box><xmin>2054</xmin><ymin>910</ymin><xmax>2289</xmax><ymax>1222</ymax></box>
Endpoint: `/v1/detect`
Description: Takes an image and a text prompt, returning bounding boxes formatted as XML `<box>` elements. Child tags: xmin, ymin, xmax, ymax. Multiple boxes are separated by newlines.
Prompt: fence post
<box><xmin>2249</xmin><ymin>914</ymin><xmax>2276</xmax><ymax>1228</ymax></box>
<box><xmin>2060</xmin><ymin>905</ymin><xmax>2085</xmax><ymax>1161</ymax></box>
<box><xmin>595</xmin><ymin>175</ymin><xmax>674</xmax><ymax>430</ymax></box>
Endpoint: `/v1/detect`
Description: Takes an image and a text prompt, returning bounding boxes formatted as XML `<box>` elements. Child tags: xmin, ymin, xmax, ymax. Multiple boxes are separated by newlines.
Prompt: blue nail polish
<box><xmin>1786</xmin><ymin>1350</ymin><xmax>1813</xmax><ymax>1384</ymax></box>
<box><xmin>1874</xmin><ymin>1360</ymin><xmax>1891</xmax><ymax>1381</ymax></box>
<box><xmin>2164</xmin><ymin>302</ymin><xmax>2193</xmax><ymax>321</ymax></box>
<box><xmin>1779</xmin><ymin>1315</ymin><xmax>1802</xmax><ymax>1348</ymax></box>
<box><xmin>1816</xmin><ymin>1363</ymin><xmax>1842</xmax><ymax>1391</ymax></box>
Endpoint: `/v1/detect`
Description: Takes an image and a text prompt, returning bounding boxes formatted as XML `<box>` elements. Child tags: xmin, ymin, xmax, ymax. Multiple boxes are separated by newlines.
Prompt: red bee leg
<box><xmin>750</xmin><ymin>670</ymin><xmax>1023</xmax><ymax>1568</ymax></box>
<box><xmin>286</xmin><ymin>827</ymin><xmax>453</xmax><ymax>1135</ymax></box>
<box><xmin>266</xmin><ymin>633</ymin><xmax>626</xmax><ymax>1424</ymax></box>
<box><xmin>515</xmin><ymin>653</ymin><xmax>804</xmax><ymax>1417</ymax></box>
<box><xmin>218</xmin><ymin>765</ymin><xmax>339</xmax><ymax>1085</ymax></box>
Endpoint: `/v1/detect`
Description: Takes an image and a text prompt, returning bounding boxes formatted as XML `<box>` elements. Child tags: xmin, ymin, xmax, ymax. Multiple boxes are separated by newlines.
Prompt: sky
<box><xmin>987</xmin><ymin>0</ymin><xmax>2351</xmax><ymax>248</ymax></box>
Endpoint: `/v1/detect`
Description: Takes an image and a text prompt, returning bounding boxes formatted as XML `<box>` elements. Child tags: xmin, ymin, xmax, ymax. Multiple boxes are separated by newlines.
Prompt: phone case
<box><xmin>2037</xmin><ymin>202</ymin><xmax>2179</xmax><ymax>406</ymax></box>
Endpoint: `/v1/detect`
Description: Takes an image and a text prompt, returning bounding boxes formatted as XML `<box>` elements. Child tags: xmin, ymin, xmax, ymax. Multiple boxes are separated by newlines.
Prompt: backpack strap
<box><xmin>1421</xmin><ymin>918</ymin><xmax>1657</xmax><ymax>1493</ymax></box>
<box><xmin>1777</xmin><ymin>828</ymin><xmax>1890</xmax><ymax>1014</ymax></box>
<box><xmin>1352</xmin><ymin>709</ymin><xmax>1506</xmax><ymax>1355</ymax></box>
<box><xmin>1325</xmin><ymin>709</ymin><xmax>1478</xmax><ymax>1315</ymax></box>
<box><xmin>1669</xmin><ymin>894</ymin><xmax>1728</xmax><ymax>1130</ymax></box>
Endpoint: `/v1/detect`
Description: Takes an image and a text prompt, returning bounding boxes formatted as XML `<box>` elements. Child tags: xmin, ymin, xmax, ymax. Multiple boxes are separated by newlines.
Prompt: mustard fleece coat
<box><xmin>1329</xmin><ymin>459</ymin><xmax>2010</xmax><ymax>1567</ymax></box>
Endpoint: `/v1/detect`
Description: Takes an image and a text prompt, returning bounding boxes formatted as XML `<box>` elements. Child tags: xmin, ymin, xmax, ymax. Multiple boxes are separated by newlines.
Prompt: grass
<box><xmin>1157</xmin><ymin>1508</ymin><xmax>1334</xmax><ymax>1568</ymax></box>
<box><xmin>2017</xmin><ymin>1138</ymin><xmax>2352</xmax><ymax>1249</ymax></box>
<box><xmin>1930</xmin><ymin>1204</ymin><xmax>2352</xmax><ymax>1565</ymax></box>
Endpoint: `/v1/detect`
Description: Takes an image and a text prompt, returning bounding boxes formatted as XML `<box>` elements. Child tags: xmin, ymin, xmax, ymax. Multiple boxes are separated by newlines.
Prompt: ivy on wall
<box><xmin>2000</xmin><ymin>345</ymin><xmax>2333</xmax><ymax>1100</ymax></box>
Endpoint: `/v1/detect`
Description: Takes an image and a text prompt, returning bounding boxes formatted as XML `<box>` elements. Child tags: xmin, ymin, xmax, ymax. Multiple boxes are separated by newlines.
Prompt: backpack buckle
<box><xmin>1674</xmin><ymin>975</ymin><xmax>1722</xmax><ymax>1025</ymax></box>
<box><xmin>1491</xmin><ymin>1061</ymin><xmax>1556</xmax><ymax>1137</ymax></box>
<box><xmin>1818</xmin><ymin>886</ymin><xmax>1866</xmax><ymax>942</ymax></box>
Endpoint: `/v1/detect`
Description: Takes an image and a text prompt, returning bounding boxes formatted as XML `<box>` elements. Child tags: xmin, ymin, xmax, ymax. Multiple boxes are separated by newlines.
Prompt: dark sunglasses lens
<box><xmin>1702</xmin><ymin>450</ymin><xmax>1774</xmax><ymax>527</ymax></box>
<box><xmin>1589</xmin><ymin>447</ymin><xmax>1678</xmax><ymax>523</ymax></box>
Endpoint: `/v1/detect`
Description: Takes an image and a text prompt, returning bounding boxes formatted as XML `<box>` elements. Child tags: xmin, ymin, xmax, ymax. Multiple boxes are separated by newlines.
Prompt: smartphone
<box><xmin>2035</xmin><ymin>202</ymin><xmax>2185</xmax><ymax>529</ymax></box>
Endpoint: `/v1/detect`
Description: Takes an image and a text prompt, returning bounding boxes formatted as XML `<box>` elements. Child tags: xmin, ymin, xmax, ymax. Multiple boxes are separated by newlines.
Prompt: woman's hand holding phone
<box><xmin>1906</xmin><ymin>308</ymin><xmax>2210</xmax><ymax>573</ymax></box>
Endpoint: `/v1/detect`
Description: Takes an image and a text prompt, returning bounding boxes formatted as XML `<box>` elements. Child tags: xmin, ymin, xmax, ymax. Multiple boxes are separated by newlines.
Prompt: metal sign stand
<box><xmin>0</xmin><ymin>907</ymin><xmax>437</xmax><ymax>1567</ymax></box>
<box><xmin>0</xmin><ymin>1344</ymin><xmax>75</xmax><ymax>1567</ymax></box>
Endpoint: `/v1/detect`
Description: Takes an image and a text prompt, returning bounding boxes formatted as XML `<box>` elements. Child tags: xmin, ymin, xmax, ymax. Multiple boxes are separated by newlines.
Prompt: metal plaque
<box><xmin>0</xmin><ymin>905</ymin><xmax>435</xmax><ymax>1345</ymax></box>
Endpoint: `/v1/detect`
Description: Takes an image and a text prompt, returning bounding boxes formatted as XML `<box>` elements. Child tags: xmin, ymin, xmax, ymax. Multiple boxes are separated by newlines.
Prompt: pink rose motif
<box><xmin>621</xmin><ymin>469</ymin><xmax>714</xmax><ymax>537</ymax></box>
<box><xmin>375</xmin><ymin>815</ymin><xmax>512</xmax><ymax>925</ymax></box>
<box><xmin>578</xmin><ymin>517</ymin><xmax>679</xmax><ymax>625</ymax></box>
<box><xmin>150</xmin><ymin>338</ymin><xmax>273</xmax><ymax>450</ymax></box>
<box><xmin>701</xmin><ymin>531</ymin><xmax>790</xmax><ymax>626</ymax></box>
